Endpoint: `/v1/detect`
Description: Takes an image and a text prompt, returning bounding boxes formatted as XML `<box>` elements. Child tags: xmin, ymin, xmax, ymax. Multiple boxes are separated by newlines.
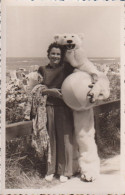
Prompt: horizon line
<box><xmin>6</xmin><ymin>56</ymin><xmax>120</xmax><ymax>59</ymax></box>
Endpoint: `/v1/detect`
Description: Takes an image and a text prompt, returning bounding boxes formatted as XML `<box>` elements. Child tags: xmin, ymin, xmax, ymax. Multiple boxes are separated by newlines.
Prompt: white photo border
<box><xmin>1</xmin><ymin>0</ymin><xmax>125</xmax><ymax>194</ymax></box>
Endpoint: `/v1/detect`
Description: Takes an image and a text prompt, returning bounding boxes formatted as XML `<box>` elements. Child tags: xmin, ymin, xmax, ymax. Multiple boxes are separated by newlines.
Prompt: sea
<box><xmin>6</xmin><ymin>57</ymin><xmax>120</xmax><ymax>71</ymax></box>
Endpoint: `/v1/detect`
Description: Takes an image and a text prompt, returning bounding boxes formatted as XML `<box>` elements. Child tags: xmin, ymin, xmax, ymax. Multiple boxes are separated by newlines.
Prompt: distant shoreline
<box><xmin>6</xmin><ymin>57</ymin><xmax>120</xmax><ymax>60</ymax></box>
<box><xmin>6</xmin><ymin>57</ymin><xmax>120</xmax><ymax>64</ymax></box>
<box><xmin>6</xmin><ymin>57</ymin><xmax>120</xmax><ymax>71</ymax></box>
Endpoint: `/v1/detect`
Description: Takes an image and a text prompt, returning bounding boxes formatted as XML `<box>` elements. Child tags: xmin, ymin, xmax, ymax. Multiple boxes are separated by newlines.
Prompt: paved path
<box><xmin>41</xmin><ymin>155</ymin><xmax>123</xmax><ymax>194</ymax></box>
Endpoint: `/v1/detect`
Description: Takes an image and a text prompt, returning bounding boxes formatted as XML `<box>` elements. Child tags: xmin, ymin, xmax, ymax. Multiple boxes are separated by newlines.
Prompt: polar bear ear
<box><xmin>78</xmin><ymin>33</ymin><xmax>84</xmax><ymax>40</ymax></box>
<box><xmin>54</xmin><ymin>34</ymin><xmax>60</xmax><ymax>42</ymax></box>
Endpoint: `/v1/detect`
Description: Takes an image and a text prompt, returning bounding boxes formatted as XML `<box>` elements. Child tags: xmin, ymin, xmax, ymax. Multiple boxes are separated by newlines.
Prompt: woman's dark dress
<box><xmin>38</xmin><ymin>63</ymin><xmax>74</xmax><ymax>177</ymax></box>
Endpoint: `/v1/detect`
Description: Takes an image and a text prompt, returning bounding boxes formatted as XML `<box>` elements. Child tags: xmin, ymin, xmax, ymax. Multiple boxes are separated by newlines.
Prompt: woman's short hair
<box><xmin>47</xmin><ymin>42</ymin><xmax>65</xmax><ymax>62</ymax></box>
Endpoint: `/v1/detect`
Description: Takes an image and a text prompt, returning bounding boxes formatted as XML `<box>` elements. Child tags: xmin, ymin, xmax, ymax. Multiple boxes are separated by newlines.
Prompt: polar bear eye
<box><xmin>64</xmin><ymin>36</ymin><xmax>67</xmax><ymax>38</ymax></box>
<box><xmin>72</xmin><ymin>36</ymin><xmax>74</xmax><ymax>37</ymax></box>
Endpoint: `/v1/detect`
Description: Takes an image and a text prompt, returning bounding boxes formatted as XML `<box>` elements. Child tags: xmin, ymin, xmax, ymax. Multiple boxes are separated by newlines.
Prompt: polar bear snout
<box><xmin>54</xmin><ymin>33</ymin><xmax>83</xmax><ymax>50</ymax></box>
<box><xmin>67</xmin><ymin>39</ymin><xmax>73</xmax><ymax>44</ymax></box>
<box><xmin>65</xmin><ymin>40</ymin><xmax>76</xmax><ymax>49</ymax></box>
<box><xmin>64</xmin><ymin>43</ymin><xmax>75</xmax><ymax>50</ymax></box>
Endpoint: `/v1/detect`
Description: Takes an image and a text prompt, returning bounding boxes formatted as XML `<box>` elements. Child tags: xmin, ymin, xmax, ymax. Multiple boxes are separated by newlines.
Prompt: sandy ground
<box><xmin>40</xmin><ymin>155</ymin><xmax>123</xmax><ymax>194</ymax></box>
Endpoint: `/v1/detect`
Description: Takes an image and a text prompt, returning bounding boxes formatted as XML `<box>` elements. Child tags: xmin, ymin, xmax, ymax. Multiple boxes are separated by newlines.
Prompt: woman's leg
<box><xmin>46</xmin><ymin>106</ymin><xmax>56</xmax><ymax>176</ymax></box>
<box><xmin>54</xmin><ymin>105</ymin><xmax>73</xmax><ymax>177</ymax></box>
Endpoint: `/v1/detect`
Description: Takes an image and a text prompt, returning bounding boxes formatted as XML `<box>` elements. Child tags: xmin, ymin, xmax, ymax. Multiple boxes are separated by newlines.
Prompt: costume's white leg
<box><xmin>73</xmin><ymin>108</ymin><xmax>100</xmax><ymax>181</ymax></box>
<box><xmin>72</xmin><ymin>133</ymin><xmax>79</xmax><ymax>174</ymax></box>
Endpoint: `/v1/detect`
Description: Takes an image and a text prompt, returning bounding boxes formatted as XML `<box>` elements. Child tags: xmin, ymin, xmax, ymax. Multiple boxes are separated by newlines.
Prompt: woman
<box><xmin>38</xmin><ymin>42</ymin><xmax>74</xmax><ymax>182</ymax></box>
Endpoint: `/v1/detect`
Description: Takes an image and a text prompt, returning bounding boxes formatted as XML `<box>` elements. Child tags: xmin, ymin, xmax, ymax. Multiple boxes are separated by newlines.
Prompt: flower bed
<box><xmin>6</xmin><ymin>77</ymin><xmax>28</xmax><ymax>124</ymax></box>
<box><xmin>6</xmin><ymin>61</ymin><xmax>120</xmax><ymax>124</ymax></box>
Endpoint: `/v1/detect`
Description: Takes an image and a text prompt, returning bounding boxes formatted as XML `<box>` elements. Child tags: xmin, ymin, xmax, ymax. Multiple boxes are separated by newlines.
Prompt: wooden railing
<box><xmin>6</xmin><ymin>120</ymin><xmax>33</xmax><ymax>141</ymax></box>
<box><xmin>6</xmin><ymin>100</ymin><xmax>120</xmax><ymax>141</ymax></box>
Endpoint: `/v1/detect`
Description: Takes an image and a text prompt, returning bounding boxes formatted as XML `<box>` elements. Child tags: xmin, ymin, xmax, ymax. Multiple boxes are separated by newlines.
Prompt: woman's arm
<box><xmin>38</xmin><ymin>66</ymin><xmax>63</xmax><ymax>98</ymax></box>
<box><xmin>42</xmin><ymin>88</ymin><xmax>62</xmax><ymax>99</ymax></box>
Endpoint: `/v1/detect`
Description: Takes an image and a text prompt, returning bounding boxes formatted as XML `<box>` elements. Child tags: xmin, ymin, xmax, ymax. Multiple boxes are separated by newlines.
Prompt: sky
<box><xmin>6</xmin><ymin>6</ymin><xmax>120</xmax><ymax>58</ymax></box>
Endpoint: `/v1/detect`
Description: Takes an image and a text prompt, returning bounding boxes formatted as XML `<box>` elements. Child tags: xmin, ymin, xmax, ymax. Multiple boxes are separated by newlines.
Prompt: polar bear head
<box><xmin>54</xmin><ymin>33</ymin><xmax>84</xmax><ymax>50</ymax></box>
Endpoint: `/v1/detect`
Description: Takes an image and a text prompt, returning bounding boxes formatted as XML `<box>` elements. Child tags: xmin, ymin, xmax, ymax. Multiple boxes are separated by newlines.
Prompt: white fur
<box><xmin>54</xmin><ymin>33</ymin><xmax>98</xmax><ymax>74</ymax></box>
<box><xmin>73</xmin><ymin>108</ymin><xmax>100</xmax><ymax>181</ymax></box>
<box><xmin>54</xmin><ymin>33</ymin><xmax>110</xmax><ymax>102</ymax></box>
<box><xmin>54</xmin><ymin>33</ymin><xmax>110</xmax><ymax>181</ymax></box>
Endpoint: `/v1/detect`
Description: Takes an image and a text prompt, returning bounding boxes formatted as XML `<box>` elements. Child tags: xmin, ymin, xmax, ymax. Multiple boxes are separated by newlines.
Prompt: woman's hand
<box><xmin>42</xmin><ymin>88</ymin><xmax>62</xmax><ymax>99</ymax></box>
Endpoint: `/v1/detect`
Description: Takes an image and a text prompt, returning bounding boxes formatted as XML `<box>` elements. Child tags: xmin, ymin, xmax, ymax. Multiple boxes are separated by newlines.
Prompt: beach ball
<box><xmin>61</xmin><ymin>71</ymin><xmax>96</xmax><ymax>111</ymax></box>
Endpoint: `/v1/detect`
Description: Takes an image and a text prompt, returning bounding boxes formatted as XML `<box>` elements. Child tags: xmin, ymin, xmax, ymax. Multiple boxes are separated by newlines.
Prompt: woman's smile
<box><xmin>49</xmin><ymin>47</ymin><xmax>61</xmax><ymax>67</ymax></box>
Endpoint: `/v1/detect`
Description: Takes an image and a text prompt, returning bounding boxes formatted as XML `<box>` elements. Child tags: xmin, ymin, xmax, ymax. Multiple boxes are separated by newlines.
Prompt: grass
<box><xmin>95</xmin><ymin>107</ymin><xmax>120</xmax><ymax>159</ymax></box>
<box><xmin>6</xmin><ymin>104</ymin><xmax>120</xmax><ymax>189</ymax></box>
<box><xmin>6</xmin><ymin>136</ymin><xmax>60</xmax><ymax>189</ymax></box>
<box><xmin>6</xmin><ymin>157</ymin><xmax>60</xmax><ymax>189</ymax></box>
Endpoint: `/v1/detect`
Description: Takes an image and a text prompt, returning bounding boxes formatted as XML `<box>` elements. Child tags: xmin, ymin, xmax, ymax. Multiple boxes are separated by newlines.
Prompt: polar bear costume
<box><xmin>54</xmin><ymin>33</ymin><xmax>110</xmax><ymax>181</ymax></box>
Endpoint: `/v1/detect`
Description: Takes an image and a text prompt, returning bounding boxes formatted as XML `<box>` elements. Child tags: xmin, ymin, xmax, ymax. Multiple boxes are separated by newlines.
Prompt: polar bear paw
<box><xmin>81</xmin><ymin>172</ymin><xmax>97</xmax><ymax>182</ymax></box>
<box><xmin>87</xmin><ymin>74</ymin><xmax>110</xmax><ymax>103</ymax></box>
<box><xmin>87</xmin><ymin>91</ymin><xmax>96</xmax><ymax>103</ymax></box>
<box><xmin>87</xmin><ymin>82</ymin><xmax>109</xmax><ymax>103</ymax></box>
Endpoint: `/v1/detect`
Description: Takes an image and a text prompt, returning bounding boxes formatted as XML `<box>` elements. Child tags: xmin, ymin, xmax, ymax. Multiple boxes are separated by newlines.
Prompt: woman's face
<box><xmin>48</xmin><ymin>47</ymin><xmax>62</xmax><ymax>67</ymax></box>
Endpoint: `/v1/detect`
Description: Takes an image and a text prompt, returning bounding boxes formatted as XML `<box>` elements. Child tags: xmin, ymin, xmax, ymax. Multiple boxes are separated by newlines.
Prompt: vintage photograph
<box><xmin>2</xmin><ymin>1</ymin><xmax>123</xmax><ymax>193</ymax></box>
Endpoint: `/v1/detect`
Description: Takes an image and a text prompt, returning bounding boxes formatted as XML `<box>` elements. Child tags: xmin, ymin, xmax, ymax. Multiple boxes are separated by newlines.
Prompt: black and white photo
<box><xmin>1</xmin><ymin>0</ymin><xmax>125</xmax><ymax>194</ymax></box>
